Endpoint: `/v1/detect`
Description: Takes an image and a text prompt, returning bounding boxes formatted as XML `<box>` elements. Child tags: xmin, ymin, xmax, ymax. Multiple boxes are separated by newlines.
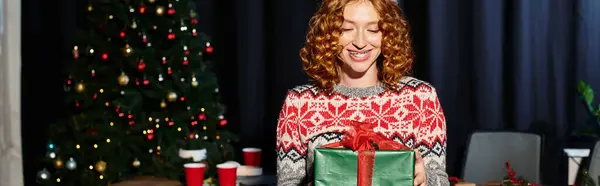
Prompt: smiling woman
<box><xmin>276</xmin><ymin>0</ymin><xmax>449</xmax><ymax>186</ymax></box>
<box><xmin>299</xmin><ymin>0</ymin><xmax>413</xmax><ymax>92</ymax></box>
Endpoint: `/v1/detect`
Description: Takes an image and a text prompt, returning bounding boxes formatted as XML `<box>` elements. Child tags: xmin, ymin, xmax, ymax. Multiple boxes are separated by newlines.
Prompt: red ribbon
<box><xmin>321</xmin><ymin>121</ymin><xmax>411</xmax><ymax>186</ymax></box>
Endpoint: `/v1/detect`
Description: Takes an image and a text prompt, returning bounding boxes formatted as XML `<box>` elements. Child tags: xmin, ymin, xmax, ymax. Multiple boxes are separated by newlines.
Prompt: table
<box><xmin>110</xmin><ymin>175</ymin><xmax>277</xmax><ymax>186</ymax></box>
<box><xmin>238</xmin><ymin>174</ymin><xmax>276</xmax><ymax>186</ymax></box>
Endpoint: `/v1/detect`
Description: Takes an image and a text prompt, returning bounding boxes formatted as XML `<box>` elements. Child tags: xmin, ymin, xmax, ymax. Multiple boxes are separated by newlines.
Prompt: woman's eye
<box><xmin>368</xmin><ymin>30</ymin><xmax>380</xmax><ymax>33</ymax></box>
<box><xmin>341</xmin><ymin>28</ymin><xmax>353</xmax><ymax>32</ymax></box>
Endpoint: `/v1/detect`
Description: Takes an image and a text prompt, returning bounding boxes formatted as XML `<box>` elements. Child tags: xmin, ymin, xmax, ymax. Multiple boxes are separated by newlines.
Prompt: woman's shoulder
<box><xmin>399</xmin><ymin>76</ymin><xmax>435</xmax><ymax>89</ymax></box>
<box><xmin>397</xmin><ymin>76</ymin><xmax>437</xmax><ymax>92</ymax></box>
<box><xmin>282</xmin><ymin>83</ymin><xmax>321</xmax><ymax>100</ymax></box>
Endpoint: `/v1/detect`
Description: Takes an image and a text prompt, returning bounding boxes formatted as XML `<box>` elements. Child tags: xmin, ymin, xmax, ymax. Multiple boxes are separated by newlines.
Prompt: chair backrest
<box><xmin>586</xmin><ymin>140</ymin><xmax>600</xmax><ymax>183</ymax></box>
<box><xmin>462</xmin><ymin>131</ymin><xmax>542</xmax><ymax>184</ymax></box>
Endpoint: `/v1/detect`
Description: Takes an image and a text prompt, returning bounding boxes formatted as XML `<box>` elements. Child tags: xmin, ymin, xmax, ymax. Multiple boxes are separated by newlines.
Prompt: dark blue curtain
<box><xmin>410</xmin><ymin>0</ymin><xmax>600</xmax><ymax>184</ymax></box>
<box><xmin>23</xmin><ymin>0</ymin><xmax>600</xmax><ymax>185</ymax></box>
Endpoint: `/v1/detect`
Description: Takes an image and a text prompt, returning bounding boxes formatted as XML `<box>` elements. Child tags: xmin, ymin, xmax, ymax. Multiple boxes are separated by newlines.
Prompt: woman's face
<box><xmin>338</xmin><ymin>1</ymin><xmax>382</xmax><ymax>77</ymax></box>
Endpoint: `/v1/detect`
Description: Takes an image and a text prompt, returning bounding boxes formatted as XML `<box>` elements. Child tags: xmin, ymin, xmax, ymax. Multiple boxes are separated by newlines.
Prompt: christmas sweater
<box><xmin>276</xmin><ymin>76</ymin><xmax>449</xmax><ymax>186</ymax></box>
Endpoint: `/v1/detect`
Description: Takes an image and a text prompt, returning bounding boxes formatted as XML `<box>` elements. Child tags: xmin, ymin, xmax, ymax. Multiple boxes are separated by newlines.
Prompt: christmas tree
<box><xmin>37</xmin><ymin>0</ymin><xmax>237</xmax><ymax>185</ymax></box>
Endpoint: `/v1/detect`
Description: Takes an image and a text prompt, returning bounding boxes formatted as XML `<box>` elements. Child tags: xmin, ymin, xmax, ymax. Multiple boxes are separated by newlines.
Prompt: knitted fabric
<box><xmin>276</xmin><ymin>76</ymin><xmax>449</xmax><ymax>186</ymax></box>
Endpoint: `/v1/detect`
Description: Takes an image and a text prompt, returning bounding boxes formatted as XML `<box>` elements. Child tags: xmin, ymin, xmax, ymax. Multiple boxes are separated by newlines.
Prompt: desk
<box><xmin>238</xmin><ymin>174</ymin><xmax>276</xmax><ymax>186</ymax></box>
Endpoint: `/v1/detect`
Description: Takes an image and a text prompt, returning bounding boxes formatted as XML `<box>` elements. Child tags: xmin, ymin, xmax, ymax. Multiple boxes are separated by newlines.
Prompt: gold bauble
<box><xmin>132</xmin><ymin>158</ymin><xmax>140</xmax><ymax>168</ymax></box>
<box><xmin>160</xmin><ymin>100</ymin><xmax>167</xmax><ymax>108</ymax></box>
<box><xmin>166</xmin><ymin>92</ymin><xmax>177</xmax><ymax>102</ymax></box>
<box><xmin>118</xmin><ymin>74</ymin><xmax>129</xmax><ymax>86</ymax></box>
<box><xmin>54</xmin><ymin>158</ymin><xmax>64</xmax><ymax>168</ymax></box>
<box><xmin>148</xmin><ymin>0</ymin><xmax>155</xmax><ymax>3</ymax></box>
<box><xmin>95</xmin><ymin>160</ymin><xmax>107</xmax><ymax>173</ymax></box>
<box><xmin>190</xmin><ymin>11</ymin><xmax>197</xmax><ymax>18</ymax></box>
<box><xmin>156</xmin><ymin>6</ymin><xmax>164</xmax><ymax>16</ymax></box>
<box><xmin>75</xmin><ymin>82</ymin><xmax>85</xmax><ymax>93</ymax></box>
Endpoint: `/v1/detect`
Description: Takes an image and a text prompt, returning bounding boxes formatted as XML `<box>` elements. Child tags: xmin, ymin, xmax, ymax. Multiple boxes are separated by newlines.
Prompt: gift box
<box><xmin>313</xmin><ymin>122</ymin><xmax>415</xmax><ymax>186</ymax></box>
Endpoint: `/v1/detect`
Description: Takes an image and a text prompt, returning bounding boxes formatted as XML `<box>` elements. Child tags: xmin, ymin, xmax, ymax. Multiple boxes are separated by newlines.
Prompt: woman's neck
<box><xmin>338</xmin><ymin>68</ymin><xmax>379</xmax><ymax>88</ymax></box>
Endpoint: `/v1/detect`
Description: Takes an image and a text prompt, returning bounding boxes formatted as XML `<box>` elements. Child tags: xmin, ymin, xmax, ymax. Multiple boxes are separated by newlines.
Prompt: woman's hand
<box><xmin>414</xmin><ymin>150</ymin><xmax>427</xmax><ymax>186</ymax></box>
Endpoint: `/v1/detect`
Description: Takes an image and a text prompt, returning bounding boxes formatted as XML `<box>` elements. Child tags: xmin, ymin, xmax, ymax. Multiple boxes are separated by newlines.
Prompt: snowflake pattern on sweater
<box><xmin>276</xmin><ymin>77</ymin><xmax>449</xmax><ymax>186</ymax></box>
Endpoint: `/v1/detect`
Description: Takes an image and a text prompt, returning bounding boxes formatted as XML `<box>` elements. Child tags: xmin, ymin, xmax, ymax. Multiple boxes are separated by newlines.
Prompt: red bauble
<box><xmin>182</xmin><ymin>59</ymin><xmax>189</xmax><ymax>66</ymax></box>
<box><xmin>147</xmin><ymin>134</ymin><xmax>154</xmax><ymax>140</ymax></box>
<box><xmin>102</xmin><ymin>53</ymin><xmax>108</xmax><ymax>60</ymax></box>
<box><xmin>198</xmin><ymin>113</ymin><xmax>206</xmax><ymax>120</ymax></box>
<box><xmin>167</xmin><ymin>33</ymin><xmax>175</xmax><ymax>40</ymax></box>
<box><xmin>143</xmin><ymin>80</ymin><xmax>150</xmax><ymax>85</ymax></box>
<box><xmin>120</xmin><ymin>32</ymin><xmax>126</xmax><ymax>38</ymax></box>
<box><xmin>87</xmin><ymin>128</ymin><xmax>97</xmax><ymax>135</ymax></box>
<box><xmin>168</xmin><ymin>8</ymin><xmax>175</xmax><ymax>15</ymax></box>
<box><xmin>139</xmin><ymin>5</ymin><xmax>146</xmax><ymax>14</ymax></box>
<box><xmin>206</xmin><ymin>46</ymin><xmax>213</xmax><ymax>54</ymax></box>
<box><xmin>219</xmin><ymin>119</ymin><xmax>227</xmax><ymax>126</ymax></box>
<box><xmin>137</xmin><ymin>61</ymin><xmax>146</xmax><ymax>71</ymax></box>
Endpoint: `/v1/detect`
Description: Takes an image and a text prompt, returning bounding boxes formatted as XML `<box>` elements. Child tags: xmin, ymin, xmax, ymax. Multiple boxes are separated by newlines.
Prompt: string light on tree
<box><xmin>75</xmin><ymin>82</ymin><xmax>85</xmax><ymax>93</ymax></box>
<box><xmin>156</xmin><ymin>6</ymin><xmax>165</xmax><ymax>16</ymax></box>
<box><xmin>124</xmin><ymin>44</ymin><xmax>132</xmax><ymax>56</ymax></box>
<box><xmin>191</xmin><ymin>77</ymin><xmax>198</xmax><ymax>87</ymax></box>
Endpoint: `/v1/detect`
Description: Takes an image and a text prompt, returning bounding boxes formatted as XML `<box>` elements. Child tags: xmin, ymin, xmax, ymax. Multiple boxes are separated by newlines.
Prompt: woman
<box><xmin>276</xmin><ymin>0</ymin><xmax>449</xmax><ymax>185</ymax></box>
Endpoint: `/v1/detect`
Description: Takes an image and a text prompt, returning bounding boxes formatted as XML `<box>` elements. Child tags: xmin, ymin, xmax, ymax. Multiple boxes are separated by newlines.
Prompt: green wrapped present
<box><xmin>313</xmin><ymin>122</ymin><xmax>415</xmax><ymax>186</ymax></box>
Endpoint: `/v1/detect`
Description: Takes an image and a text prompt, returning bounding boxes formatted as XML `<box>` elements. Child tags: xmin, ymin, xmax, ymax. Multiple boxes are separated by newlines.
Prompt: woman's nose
<box><xmin>352</xmin><ymin>31</ymin><xmax>367</xmax><ymax>49</ymax></box>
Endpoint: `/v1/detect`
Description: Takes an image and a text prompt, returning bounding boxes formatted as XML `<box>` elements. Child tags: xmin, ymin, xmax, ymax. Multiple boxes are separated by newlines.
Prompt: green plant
<box><xmin>577</xmin><ymin>81</ymin><xmax>600</xmax><ymax>121</ymax></box>
<box><xmin>573</xmin><ymin>81</ymin><xmax>600</xmax><ymax>137</ymax></box>
<box><xmin>503</xmin><ymin>161</ymin><xmax>537</xmax><ymax>186</ymax></box>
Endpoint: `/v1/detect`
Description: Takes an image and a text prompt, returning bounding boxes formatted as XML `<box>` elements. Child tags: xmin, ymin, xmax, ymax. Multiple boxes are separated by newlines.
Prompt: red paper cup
<box><xmin>217</xmin><ymin>163</ymin><xmax>238</xmax><ymax>186</ymax></box>
<box><xmin>184</xmin><ymin>163</ymin><xmax>206</xmax><ymax>186</ymax></box>
<box><xmin>243</xmin><ymin>147</ymin><xmax>262</xmax><ymax>167</ymax></box>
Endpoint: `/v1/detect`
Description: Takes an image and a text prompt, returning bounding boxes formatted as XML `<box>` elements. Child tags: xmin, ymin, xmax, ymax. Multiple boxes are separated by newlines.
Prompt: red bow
<box><xmin>321</xmin><ymin>121</ymin><xmax>411</xmax><ymax>186</ymax></box>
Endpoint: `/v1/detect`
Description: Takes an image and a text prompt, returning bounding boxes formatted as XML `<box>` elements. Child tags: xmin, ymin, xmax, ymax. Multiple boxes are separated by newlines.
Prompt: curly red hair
<box><xmin>299</xmin><ymin>0</ymin><xmax>414</xmax><ymax>91</ymax></box>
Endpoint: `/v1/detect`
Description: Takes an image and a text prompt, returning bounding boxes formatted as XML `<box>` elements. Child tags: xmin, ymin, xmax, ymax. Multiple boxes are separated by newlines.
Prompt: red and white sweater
<box><xmin>276</xmin><ymin>76</ymin><xmax>449</xmax><ymax>186</ymax></box>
